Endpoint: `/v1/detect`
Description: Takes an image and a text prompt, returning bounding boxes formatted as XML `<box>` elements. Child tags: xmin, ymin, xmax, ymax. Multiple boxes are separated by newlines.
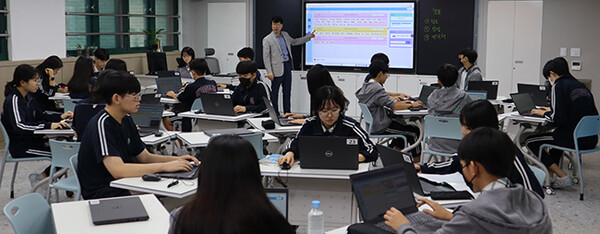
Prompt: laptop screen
<box><xmin>266</xmin><ymin>188</ymin><xmax>288</xmax><ymax>220</ymax></box>
<box><xmin>130</xmin><ymin>105</ymin><xmax>163</xmax><ymax>128</ymax></box>
<box><xmin>350</xmin><ymin>166</ymin><xmax>417</xmax><ymax>221</ymax></box>
<box><xmin>466</xmin><ymin>91</ymin><xmax>487</xmax><ymax>101</ymax></box>
<box><xmin>156</xmin><ymin>77</ymin><xmax>182</xmax><ymax>95</ymax></box>
<box><xmin>510</xmin><ymin>93</ymin><xmax>537</xmax><ymax>115</ymax></box>
<box><xmin>467</xmin><ymin>81</ymin><xmax>498</xmax><ymax>99</ymax></box>
<box><xmin>418</xmin><ymin>86</ymin><xmax>436</xmax><ymax>105</ymax></box>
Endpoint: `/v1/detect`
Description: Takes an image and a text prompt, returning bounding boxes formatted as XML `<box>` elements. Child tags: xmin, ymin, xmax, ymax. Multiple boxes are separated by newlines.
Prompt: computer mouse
<box><xmin>280</xmin><ymin>162</ymin><xmax>291</xmax><ymax>170</ymax></box>
<box><xmin>154</xmin><ymin>131</ymin><xmax>163</xmax><ymax>137</ymax></box>
<box><xmin>142</xmin><ymin>174</ymin><xmax>161</xmax><ymax>182</ymax></box>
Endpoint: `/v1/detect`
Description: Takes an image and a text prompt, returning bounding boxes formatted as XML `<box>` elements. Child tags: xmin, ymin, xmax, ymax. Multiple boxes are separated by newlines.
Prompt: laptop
<box><xmin>510</xmin><ymin>93</ymin><xmax>543</xmax><ymax>117</ymax></box>
<box><xmin>350</xmin><ymin>165</ymin><xmax>436</xmax><ymax>233</ymax></box>
<box><xmin>140</xmin><ymin>93</ymin><xmax>161</xmax><ymax>105</ymax></box>
<box><xmin>517</xmin><ymin>83</ymin><xmax>549</xmax><ymax>106</ymax></box>
<box><xmin>157</xmin><ymin>70</ymin><xmax>180</xmax><ymax>77</ymax></box>
<box><xmin>377</xmin><ymin>145</ymin><xmax>456</xmax><ymax>196</ymax></box>
<box><xmin>467</xmin><ymin>81</ymin><xmax>499</xmax><ymax>100</ymax></box>
<box><xmin>409</xmin><ymin>85</ymin><xmax>436</xmax><ymax>111</ymax></box>
<box><xmin>466</xmin><ymin>91</ymin><xmax>487</xmax><ymax>101</ymax></box>
<box><xmin>298</xmin><ymin>136</ymin><xmax>359</xmax><ymax>170</ymax></box>
<box><xmin>203</xmin><ymin>128</ymin><xmax>253</xmax><ymax>137</ymax></box>
<box><xmin>155</xmin><ymin>76</ymin><xmax>182</xmax><ymax>96</ymax></box>
<box><xmin>266</xmin><ymin>188</ymin><xmax>289</xmax><ymax>219</ymax></box>
<box><xmin>263</xmin><ymin>97</ymin><xmax>299</xmax><ymax>126</ymax></box>
<box><xmin>130</xmin><ymin>104</ymin><xmax>163</xmax><ymax>137</ymax></box>
<box><xmin>157</xmin><ymin>165</ymin><xmax>199</xmax><ymax>179</ymax></box>
<box><xmin>89</xmin><ymin>196</ymin><xmax>149</xmax><ymax>225</ymax></box>
<box><xmin>199</xmin><ymin>93</ymin><xmax>241</xmax><ymax>116</ymax></box>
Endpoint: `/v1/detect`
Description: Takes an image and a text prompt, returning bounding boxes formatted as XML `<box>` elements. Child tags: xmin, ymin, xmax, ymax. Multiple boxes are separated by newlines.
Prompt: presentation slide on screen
<box><xmin>305</xmin><ymin>2</ymin><xmax>415</xmax><ymax>69</ymax></box>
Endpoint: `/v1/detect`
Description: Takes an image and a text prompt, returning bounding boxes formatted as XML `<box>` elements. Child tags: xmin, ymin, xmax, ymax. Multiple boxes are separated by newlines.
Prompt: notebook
<box><xmin>517</xmin><ymin>83</ymin><xmax>549</xmax><ymax>106</ymax></box>
<box><xmin>263</xmin><ymin>97</ymin><xmax>299</xmax><ymax>126</ymax></box>
<box><xmin>298</xmin><ymin>136</ymin><xmax>359</xmax><ymax>170</ymax></box>
<box><xmin>467</xmin><ymin>81</ymin><xmax>499</xmax><ymax>100</ymax></box>
<box><xmin>130</xmin><ymin>104</ymin><xmax>163</xmax><ymax>137</ymax></box>
<box><xmin>510</xmin><ymin>93</ymin><xmax>543</xmax><ymax>117</ymax></box>
<box><xmin>89</xmin><ymin>196</ymin><xmax>149</xmax><ymax>225</ymax></box>
<box><xmin>155</xmin><ymin>76</ymin><xmax>182</xmax><ymax>96</ymax></box>
<box><xmin>199</xmin><ymin>93</ymin><xmax>241</xmax><ymax>116</ymax></box>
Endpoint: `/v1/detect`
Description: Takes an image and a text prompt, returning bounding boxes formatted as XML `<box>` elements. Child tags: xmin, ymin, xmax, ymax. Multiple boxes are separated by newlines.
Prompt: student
<box><xmin>1</xmin><ymin>64</ymin><xmax>72</xmax><ymax>187</ymax></box>
<box><xmin>456</xmin><ymin>48</ymin><xmax>482</xmax><ymax>90</ymax></box>
<box><xmin>525</xmin><ymin>57</ymin><xmax>598</xmax><ymax>188</ymax></box>
<box><xmin>356</xmin><ymin>60</ymin><xmax>421</xmax><ymax>156</ymax></box>
<box><xmin>170</xmin><ymin>135</ymin><xmax>294</xmax><ymax>234</ymax></box>
<box><xmin>385</xmin><ymin>127</ymin><xmax>552</xmax><ymax>233</ymax></box>
<box><xmin>93</xmin><ymin>48</ymin><xmax>110</xmax><ymax>73</ymax></box>
<box><xmin>32</xmin><ymin>55</ymin><xmax>66</xmax><ymax>112</ymax></box>
<box><xmin>416</xmin><ymin>99</ymin><xmax>544</xmax><ymax>197</ymax></box>
<box><xmin>278</xmin><ymin>86</ymin><xmax>378</xmax><ymax>166</ymax></box>
<box><xmin>176</xmin><ymin>47</ymin><xmax>194</xmax><ymax>79</ymax></box>
<box><xmin>67</xmin><ymin>56</ymin><xmax>95</xmax><ymax>99</ymax></box>
<box><xmin>426</xmin><ymin>63</ymin><xmax>472</xmax><ymax>154</ymax></box>
<box><xmin>362</xmin><ymin>53</ymin><xmax>410</xmax><ymax>99</ymax></box>
<box><xmin>77</xmin><ymin>70</ymin><xmax>199</xmax><ymax>199</ymax></box>
<box><xmin>231</xmin><ymin>61</ymin><xmax>269</xmax><ymax>114</ymax></box>
<box><xmin>104</xmin><ymin>59</ymin><xmax>128</xmax><ymax>72</ymax></box>
<box><xmin>217</xmin><ymin>47</ymin><xmax>262</xmax><ymax>89</ymax></box>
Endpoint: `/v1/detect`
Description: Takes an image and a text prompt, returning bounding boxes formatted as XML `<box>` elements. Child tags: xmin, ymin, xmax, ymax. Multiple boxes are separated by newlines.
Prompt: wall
<box><xmin>541</xmin><ymin>0</ymin><xmax>600</xmax><ymax>109</ymax></box>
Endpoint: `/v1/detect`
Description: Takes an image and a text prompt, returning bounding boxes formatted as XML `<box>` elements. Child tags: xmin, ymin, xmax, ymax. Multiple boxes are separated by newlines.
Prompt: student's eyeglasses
<box><xmin>319</xmin><ymin>107</ymin><xmax>340</xmax><ymax>116</ymax></box>
<box><xmin>126</xmin><ymin>93</ymin><xmax>142</xmax><ymax>101</ymax></box>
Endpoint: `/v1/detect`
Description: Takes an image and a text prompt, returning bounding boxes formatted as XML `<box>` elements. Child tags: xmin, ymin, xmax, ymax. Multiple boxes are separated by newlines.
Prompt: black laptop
<box><xmin>510</xmin><ymin>93</ymin><xmax>545</xmax><ymax>118</ymax></box>
<box><xmin>263</xmin><ymin>97</ymin><xmax>299</xmax><ymax>126</ymax></box>
<box><xmin>130</xmin><ymin>104</ymin><xmax>163</xmax><ymax>137</ymax></box>
<box><xmin>409</xmin><ymin>85</ymin><xmax>437</xmax><ymax>111</ymax></box>
<box><xmin>298</xmin><ymin>136</ymin><xmax>359</xmax><ymax>170</ymax></box>
<box><xmin>89</xmin><ymin>196</ymin><xmax>149</xmax><ymax>225</ymax></box>
<box><xmin>156</xmin><ymin>76</ymin><xmax>182</xmax><ymax>96</ymax></box>
<box><xmin>467</xmin><ymin>81</ymin><xmax>499</xmax><ymax>100</ymax></box>
<box><xmin>157</xmin><ymin>165</ymin><xmax>199</xmax><ymax>179</ymax></box>
<box><xmin>377</xmin><ymin>145</ymin><xmax>456</xmax><ymax>196</ymax></box>
<box><xmin>266</xmin><ymin>188</ymin><xmax>289</xmax><ymax>219</ymax></box>
<box><xmin>199</xmin><ymin>93</ymin><xmax>241</xmax><ymax>116</ymax></box>
<box><xmin>140</xmin><ymin>93</ymin><xmax>161</xmax><ymax>105</ymax></box>
<box><xmin>350</xmin><ymin>165</ymin><xmax>436</xmax><ymax>233</ymax></box>
<box><xmin>517</xmin><ymin>83</ymin><xmax>549</xmax><ymax>106</ymax></box>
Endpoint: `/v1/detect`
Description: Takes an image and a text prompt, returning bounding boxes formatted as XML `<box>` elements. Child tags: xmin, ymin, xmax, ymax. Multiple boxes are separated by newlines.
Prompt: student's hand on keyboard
<box><xmin>217</xmin><ymin>84</ymin><xmax>227</xmax><ymax>89</ymax></box>
<box><xmin>384</xmin><ymin>207</ymin><xmax>410</xmax><ymax>232</ymax></box>
<box><xmin>414</xmin><ymin>164</ymin><xmax>421</xmax><ymax>173</ymax></box>
<box><xmin>61</xmin><ymin>111</ymin><xmax>74</xmax><ymax>120</ymax></box>
<box><xmin>166</xmin><ymin>91</ymin><xmax>177</xmax><ymax>99</ymax></box>
<box><xmin>51</xmin><ymin>122</ymin><xmax>71</xmax><ymax>130</ymax></box>
<box><xmin>233</xmin><ymin>105</ymin><xmax>246</xmax><ymax>113</ymax></box>
<box><xmin>178</xmin><ymin>155</ymin><xmax>200</xmax><ymax>167</ymax></box>
<box><xmin>288</xmin><ymin>119</ymin><xmax>306</xmax><ymax>125</ymax></box>
<box><xmin>411</xmin><ymin>100</ymin><xmax>424</xmax><ymax>108</ymax></box>
<box><xmin>283</xmin><ymin>113</ymin><xmax>303</xmax><ymax>119</ymax></box>
<box><xmin>162</xmin><ymin>160</ymin><xmax>193</xmax><ymax>172</ymax></box>
<box><xmin>277</xmin><ymin>152</ymin><xmax>295</xmax><ymax>166</ymax></box>
<box><xmin>416</xmin><ymin>198</ymin><xmax>453</xmax><ymax>221</ymax></box>
<box><xmin>531</xmin><ymin>107</ymin><xmax>550</xmax><ymax>116</ymax></box>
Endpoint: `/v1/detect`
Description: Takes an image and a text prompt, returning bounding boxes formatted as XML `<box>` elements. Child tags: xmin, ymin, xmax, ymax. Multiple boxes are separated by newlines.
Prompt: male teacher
<box><xmin>263</xmin><ymin>16</ymin><xmax>315</xmax><ymax>115</ymax></box>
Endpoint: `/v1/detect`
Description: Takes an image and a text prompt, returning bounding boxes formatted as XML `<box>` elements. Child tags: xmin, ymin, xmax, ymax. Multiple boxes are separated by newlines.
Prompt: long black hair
<box><xmin>172</xmin><ymin>135</ymin><xmax>293</xmax><ymax>234</ymax></box>
<box><xmin>67</xmin><ymin>56</ymin><xmax>94</xmax><ymax>93</ymax></box>
<box><xmin>306</xmin><ymin>65</ymin><xmax>348</xmax><ymax>113</ymax></box>
<box><xmin>4</xmin><ymin>64</ymin><xmax>39</xmax><ymax>97</ymax></box>
<box><xmin>35</xmin><ymin>55</ymin><xmax>63</xmax><ymax>92</ymax></box>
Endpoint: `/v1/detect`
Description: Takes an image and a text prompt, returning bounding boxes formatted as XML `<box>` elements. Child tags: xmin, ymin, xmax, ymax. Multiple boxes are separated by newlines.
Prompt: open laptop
<box><xmin>517</xmin><ymin>83</ymin><xmax>549</xmax><ymax>106</ymax></box>
<box><xmin>298</xmin><ymin>136</ymin><xmax>359</xmax><ymax>170</ymax></box>
<box><xmin>203</xmin><ymin>128</ymin><xmax>253</xmax><ymax>137</ymax></box>
<box><xmin>140</xmin><ymin>93</ymin><xmax>161</xmax><ymax>105</ymax></box>
<box><xmin>266</xmin><ymin>188</ymin><xmax>288</xmax><ymax>219</ymax></box>
<box><xmin>130</xmin><ymin>104</ymin><xmax>163</xmax><ymax>137</ymax></box>
<box><xmin>199</xmin><ymin>93</ymin><xmax>241</xmax><ymax>116</ymax></box>
<box><xmin>263</xmin><ymin>97</ymin><xmax>299</xmax><ymax>126</ymax></box>
<box><xmin>409</xmin><ymin>85</ymin><xmax>437</xmax><ymax>111</ymax></box>
<box><xmin>377</xmin><ymin>145</ymin><xmax>456</xmax><ymax>196</ymax></box>
<box><xmin>350</xmin><ymin>165</ymin><xmax>436</xmax><ymax>233</ymax></box>
<box><xmin>466</xmin><ymin>91</ymin><xmax>487</xmax><ymax>101</ymax></box>
<box><xmin>157</xmin><ymin>70</ymin><xmax>180</xmax><ymax>77</ymax></box>
<box><xmin>157</xmin><ymin>165</ymin><xmax>199</xmax><ymax>179</ymax></box>
<box><xmin>155</xmin><ymin>76</ymin><xmax>182</xmax><ymax>96</ymax></box>
<box><xmin>510</xmin><ymin>93</ymin><xmax>543</xmax><ymax>117</ymax></box>
<box><xmin>467</xmin><ymin>81</ymin><xmax>499</xmax><ymax>100</ymax></box>
<box><xmin>89</xmin><ymin>196</ymin><xmax>149</xmax><ymax>225</ymax></box>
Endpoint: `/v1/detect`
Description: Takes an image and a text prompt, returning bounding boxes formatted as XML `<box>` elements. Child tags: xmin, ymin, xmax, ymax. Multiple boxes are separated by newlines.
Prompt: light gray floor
<box><xmin>1</xmin><ymin>150</ymin><xmax>600</xmax><ymax>234</ymax></box>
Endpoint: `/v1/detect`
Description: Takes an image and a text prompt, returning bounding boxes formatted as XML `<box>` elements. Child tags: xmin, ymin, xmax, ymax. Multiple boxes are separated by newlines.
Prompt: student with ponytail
<box><xmin>32</xmin><ymin>55</ymin><xmax>66</xmax><ymax>112</ymax></box>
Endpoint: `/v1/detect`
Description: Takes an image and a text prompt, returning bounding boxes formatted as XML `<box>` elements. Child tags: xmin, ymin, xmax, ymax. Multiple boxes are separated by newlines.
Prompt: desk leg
<box><xmin>401</xmin><ymin>118</ymin><xmax>423</xmax><ymax>154</ymax></box>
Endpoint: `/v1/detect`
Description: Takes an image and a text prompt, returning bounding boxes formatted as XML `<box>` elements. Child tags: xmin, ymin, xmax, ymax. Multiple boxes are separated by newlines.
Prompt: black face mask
<box><xmin>463</xmin><ymin>173</ymin><xmax>476</xmax><ymax>192</ymax></box>
<box><xmin>239</xmin><ymin>78</ymin><xmax>252</xmax><ymax>87</ymax></box>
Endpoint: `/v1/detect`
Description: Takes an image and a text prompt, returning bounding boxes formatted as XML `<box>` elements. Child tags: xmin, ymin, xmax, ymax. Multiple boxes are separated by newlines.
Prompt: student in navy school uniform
<box><xmin>278</xmin><ymin>86</ymin><xmax>378</xmax><ymax>166</ymax></box>
<box><xmin>175</xmin><ymin>47</ymin><xmax>195</xmax><ymax>79</ymax></box>
<box><xmin>1</xmin><ymin>64</ymin><xmax>73</xmax><ymax>187</ymax></box>
<box><xmin>67</xmin><ymin>56</ymin><xmax>96</xmax><ymax>99</ymax></box>
<box><xmin>218</xmin><ymin>47</ymin><xmax>262</xmax><ymax>90</ymax></box>
<box><xmin>77</xmin><ymin>70</ymin><xmax>199</xmax><ymax>199</ymax></box>
<box><xmin>231</xmin><ymin>61</ymin><xmax>269</xmax><ymax>114</ymax></box>
<box><xmin>32</xmin><ymin>55</ymin><xmax>68</xmax><ymax>112</ymax></box>
<box><xmin>104</xmin><ymin>59</ymin><xmax>128</xmax><ymax>72</ymax></box>
<box><xmin>93</xmin><ymin>48</ymin><xmax>110</xmax><ymax>74</ymax></box>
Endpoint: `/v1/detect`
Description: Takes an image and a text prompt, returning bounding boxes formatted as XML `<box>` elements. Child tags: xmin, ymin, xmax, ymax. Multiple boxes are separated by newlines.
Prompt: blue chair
<box><xmin>529</xmin><ymin>165</ymin><xmax>546</xmax><ymax>189</ymax></box>
<box><xmin>191</xmin><ymin>97</ymin><xmax>203</xmax><ymax>112</ymax></box>
<box><xmin>69</xmin><ymin>155</ymin><xmax>81</xmax><ymax>200</ymax></box>
<box><xmin>46</xmin><ymin>140</ymin><xmax>81</xmax><ymax>202</ymax></box>
<box><xmin>240</xmin><ymin>132</ymin><xmax>265</xmax><ymax>159</ymax></box>
<box><xmin>539</xmin><ymin>115</ymin><xmax>600</xmax><ymax>200</ymax></box>
<box><xmin>421</xmin><ymin>116</ymin><xmax>463</xmax><ymax>162</ymax></box>
<box><xmin>358</xmin><ymin>103</ymin><xmax>407</xmax><ymax>146</ymax></box>
<box><xmin>0</xmin><ymin>121</ymin><xmax>52</xmax><ymax>198</ymax></box>
<box><xmin>62</xmin><ymin>99</ymin><xmax>80</xmax><ymax>113</ymax></box>
<box><xmin>4</xmin><ymin>193</ymin><xmax>55</xmax><ymax>234</ymax></box>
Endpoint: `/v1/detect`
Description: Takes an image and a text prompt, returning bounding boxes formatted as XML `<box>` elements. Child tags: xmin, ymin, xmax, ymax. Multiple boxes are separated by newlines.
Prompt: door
<box><xmin>207</xmin><ymin>2</ymin><xmax>247</xmax><ymax>73</ymax></box>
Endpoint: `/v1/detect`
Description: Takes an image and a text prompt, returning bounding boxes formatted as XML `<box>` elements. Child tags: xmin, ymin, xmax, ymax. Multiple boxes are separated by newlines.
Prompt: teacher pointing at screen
<box><xmin>263</xmin><ymin>16</ymin><xmax>315</xmax><ymax>116</ymax></box>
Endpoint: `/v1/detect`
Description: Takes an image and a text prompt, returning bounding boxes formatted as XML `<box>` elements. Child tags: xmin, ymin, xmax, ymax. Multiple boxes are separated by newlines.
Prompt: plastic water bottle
<box><xmin>308</xmin><ymin>200</ymin><xmax>324</xmax><ymax>234</ymax></box>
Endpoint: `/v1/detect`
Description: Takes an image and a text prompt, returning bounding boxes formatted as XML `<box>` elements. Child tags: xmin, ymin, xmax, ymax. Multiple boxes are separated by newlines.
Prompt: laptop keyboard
<box><xmin>406</xmin><ymin>212</ymin><xmax>435</xmax><ymax>226</ymax></box>
<box><xmin>374</xmin><ymin>222</ymin><xmax>396</xmax><ymax>233</ymax></box>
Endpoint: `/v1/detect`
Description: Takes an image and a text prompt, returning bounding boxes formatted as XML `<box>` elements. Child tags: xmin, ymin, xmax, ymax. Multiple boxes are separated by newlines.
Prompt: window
<box><xmin>0</xmin><ymin>0</ymin><xmax>8</xmax><ymax>60</ymax></box>
<box><xmin>65</xmin><ymin>0</ymin><xmax>179</xmax><ymax>56</ymax></box>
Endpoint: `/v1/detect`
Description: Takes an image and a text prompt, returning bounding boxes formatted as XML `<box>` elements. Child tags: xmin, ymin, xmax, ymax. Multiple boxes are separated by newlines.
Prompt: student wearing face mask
<box><xmin>231</xmin><ymin>61</ymin><xmax>269</xmax><ymax>114</ymax></box>
<box><xmin>384</xmin><ymin>127</ymin><xmax>552</xmax><ymax>234</ymax></box>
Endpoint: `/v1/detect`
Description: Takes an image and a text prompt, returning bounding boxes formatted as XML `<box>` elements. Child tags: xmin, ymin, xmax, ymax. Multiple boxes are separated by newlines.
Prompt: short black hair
<box><xmin>370</xmin><ymin>53</ymin><xmax>389</xmax><ymax>64</ymax></box>
<box><xmin>458</xmin><ymin>127</ymin><xmax>516</xmax><ymax>178</ymax></box>
<box><xmin>369</xmin><ymin>60</ymin><xmax>389</xmax><ymax>78</ymax></box>
<box><xmin>105</xmin><ymin>59</ymin><xmax>128</xmax><ymax>72</ymax></box>
<box><xmin>237</xmin><ymin>47</ymin><xmax>254</xmax><ymax>60</ymax></box>
<box><xmin>271</xmin><ymin>16</ymin><xmax>283</xmax><ymax>24</ymax></box>
<box><xmin>458</xmin><ymin>48</ymin><xmax>477</xmax><ymax>64</ymax></box>
<box><xmin>94</xmin><ymin>48</ymin><xmax>110</xmax><ymax>61</ymax></box>
<box><xmin>189</xmin><ymin>58</ymin><xmax>209</xmax><ymax>75</ymax></box>
<box><xmin>542</xmin><ymin>57</ymin><xmax>571</xmax><ymax>78</ymax></box>
<box><xmin>94</xmin><ymin>69</ymin><xmax>140</xmax><ymax>105</ymax></box>
<box><xmin>236</xmin><ymin>61</ymin><xmax>258</xmax><ymax>75</ymax></box>
<box><xmin>436</xmin><ymin>63</ymin><xmax>459</xmax><ymax>87</ymax></box>
<box><xmin>311</xmin><ymin>86</ymin><xmax>347</xmax><ymax>116</ymax></box>
<box><xmin>460</xmin><ymin>99</ymin><xmax>499</xmax><ymax>130</ymax></box>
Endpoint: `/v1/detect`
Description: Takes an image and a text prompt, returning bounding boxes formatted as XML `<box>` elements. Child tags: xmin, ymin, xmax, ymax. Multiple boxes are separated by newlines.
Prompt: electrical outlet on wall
<box><xmin>571</xmin><ymin>61</ymin><xmax>581</xmax><ymax>71</ymax></box>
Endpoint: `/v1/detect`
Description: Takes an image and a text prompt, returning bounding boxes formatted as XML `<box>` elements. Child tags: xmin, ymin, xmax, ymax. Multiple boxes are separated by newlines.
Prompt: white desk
<box><xmin>260</xmin><ymin>162</ymin><xmax>369</xmax><ymax>180</ymax></box>
<box><xmin>34</xmin><ymin>129</ymin><xmax>75</xmax><ymax>135</ymax></box>
<box><xmin>48</xmin><ymin>93</ymin><xmax>70</xmax><ymax>100</ymax></box>
<box><xmin>51</xmin><ymin>194</ymin><xmax>169</xmax><ymax>234</ymax></box>
<box><xmin>246</xmin><ymin>117</ymin><xmax>302</xmax><ymax>134</ymax></box>
<box><xmin>110</xmin><ymin>177</ymin><xmax>197</xmax><ymax>199</ymax></box>
<box><xmin>162</xmin><ymin>110</ymin><xmax>175</xmax><ymax>117</ymax></box>
<box><xmin>160</xmin><ymin>97</ymin><xmax>180</xmax><ymax>104</ymax></box>
<box><xmin>177</xmin><ymin>111</ymin><xmax>261</xmax><ymax>122</ymax></box>
<box><xmin>177</xmin><ymin>130</ymin><xmax>278</xmax><ymax>148</ymax></box>
<box><xmin>141</xmin><ymin>131</ymin><xmax>180</xmax><ymax>146</ymax></box>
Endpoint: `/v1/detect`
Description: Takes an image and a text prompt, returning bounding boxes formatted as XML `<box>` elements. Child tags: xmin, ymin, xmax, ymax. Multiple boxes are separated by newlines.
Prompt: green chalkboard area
<box><xmin>416</xmin><ymin>0</ymin><xmax>475</xmax><ymax>75</ymax></box>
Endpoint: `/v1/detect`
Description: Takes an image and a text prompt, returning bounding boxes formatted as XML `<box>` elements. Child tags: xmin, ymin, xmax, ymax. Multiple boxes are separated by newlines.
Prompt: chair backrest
<box><xmin>574</xmin><ymin>115</ymin><xmax>600</xmax><ymax>145</ymax></box>
<box><xmin>0</xmin><ymin>121</ymin><xmax>10</xmax><ymax>149</ymax></box>
<box><xmin>529</xmin><ymin>165</ymin><xmax>546</xmax><ymax>187</ymax></box>
<box><xmin>191</xmin><ymin>97</ymin><xmax>203</xmax><ymax>111</ymax></box>
<box><xmin>4</xmin><ymin>193</ymin><xmax>55</xmax><ymax>234</ymax></box>
<box><xmin>63</xmin><ymin>99</ymin><xmax>80</xmax><ymax>113</ymax></box>
<box><xmin>69</xmin><ymin>154</ymin><xmax>81</xmax><ymax>189</ymax></box>
<box><xmin>423</xmin><ymin>116</ymin><xmax>463</xmax><ymax>141</ymax></box>
<box><xmin>205</xmin><ymin>57</ymin><xmax>220</xmax><ymax>74</ymax></box>
<box><xmin>240</xmin><ymin>132</ymin><xmax>264</xmax><ymax>159</ymax></box>
<box><xmin>358</xmin><ymin>103</ymin><xmax>374</xmax><ymax>134</ymax></box>
<box><xmin>49</xmin><ymin>140</ymin><xmax>81</xmax><ymax>168</ymax></box>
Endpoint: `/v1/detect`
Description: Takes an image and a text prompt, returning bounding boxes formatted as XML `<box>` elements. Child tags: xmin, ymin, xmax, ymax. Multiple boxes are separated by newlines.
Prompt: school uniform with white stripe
<box><xmin>0</xmin><ymin>91</ymin><xmax>61</xmax><ymax>159</ymax></box>
<box><xmin>283</xmin><ymin>114</ymin><xmax>378</xmax><ymax>162</ymax></box>
<box><xmin>77</xmin><ymin>109</ymin><xmax>146</xmax><ymax>199</ymax></box>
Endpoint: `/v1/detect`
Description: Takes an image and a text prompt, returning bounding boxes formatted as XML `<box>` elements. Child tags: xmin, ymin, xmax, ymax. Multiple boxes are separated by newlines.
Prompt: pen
<box><xmin>167</xmin><ymin>180</ymin><xmax>179</xmax><ymax>188</ymax></box>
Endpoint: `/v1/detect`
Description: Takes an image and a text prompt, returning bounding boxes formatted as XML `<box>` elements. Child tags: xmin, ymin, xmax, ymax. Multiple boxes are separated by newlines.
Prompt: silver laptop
<box><xmin>155</xmin><ymin>76</ymin><xmax>182</xmax><ymax>96</ymax></box>
<box><xmin>262</xmin><ymin>97</ymin><xmax>298</xmax><ymax>126</ymax></box>
<box><xmin>89</xmin><ymin>196</ymin><xmax>149</xmax><ymax>225</ymax></box>
<box><xmin>130</xmin><ymin>104</ymin><xmax>163</xmax><ymax>137</ymax></box>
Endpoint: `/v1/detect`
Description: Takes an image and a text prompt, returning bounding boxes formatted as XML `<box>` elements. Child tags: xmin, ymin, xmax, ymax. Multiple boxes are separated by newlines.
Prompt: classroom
<box><xmin>0</xmin><ymin>0</ymin><xmax>599</xmax><ymax>233</ymax></box>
